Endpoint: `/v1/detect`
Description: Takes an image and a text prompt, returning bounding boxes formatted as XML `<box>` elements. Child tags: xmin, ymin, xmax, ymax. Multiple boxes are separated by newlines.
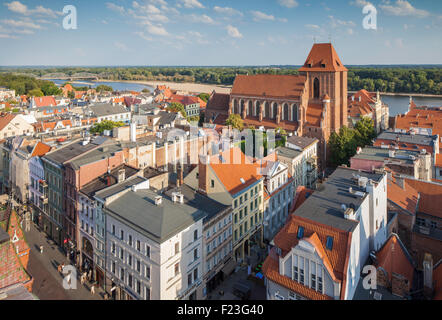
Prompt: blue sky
<box><xmin>0</xmin><ymin>0</ymin><xmax>441</xmax><ymax>66</ymax></box>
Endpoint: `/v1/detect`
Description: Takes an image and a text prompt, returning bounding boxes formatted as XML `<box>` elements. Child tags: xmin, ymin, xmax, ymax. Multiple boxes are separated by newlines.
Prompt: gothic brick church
<box><xmin>205</xmin><ymin>43</ymin><xmax>348</xmax><ymax>170</ymax></box>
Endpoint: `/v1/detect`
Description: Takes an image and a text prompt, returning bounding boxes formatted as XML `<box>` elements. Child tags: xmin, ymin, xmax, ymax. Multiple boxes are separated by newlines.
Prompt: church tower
<box><xmin>299</xmin><ymin>43</ymin><xmax>348</xmax><ymax>133</ymax></box>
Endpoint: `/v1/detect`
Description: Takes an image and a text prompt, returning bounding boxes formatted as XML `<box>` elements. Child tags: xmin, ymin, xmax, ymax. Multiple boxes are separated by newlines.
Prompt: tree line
<box><xmin>1</xmin><ymin>66</ymin><xmax>441</xmax><ymax>95</ymax></box>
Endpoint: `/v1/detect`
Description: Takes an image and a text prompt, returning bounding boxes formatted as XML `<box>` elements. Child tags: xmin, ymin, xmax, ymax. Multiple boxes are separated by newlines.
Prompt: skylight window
<box><xmin>297</xmin><ymin>226</ymin><xmax>304</xmax><ymax>239</ymax></box>
<box><xmin>326</xmin><ymin>236</ymin><xmax>334</xmax><ymax>250</ymax></box>
<box><xmin>240</xmin><ymin>178</ymin><xmax>245</xmax><ymax>184</ymax></box>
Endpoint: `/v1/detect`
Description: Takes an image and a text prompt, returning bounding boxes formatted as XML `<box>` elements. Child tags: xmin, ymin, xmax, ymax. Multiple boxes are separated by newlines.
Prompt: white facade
<box><xmin>29</xmin><ymin>156</ymin><xmax>45</xmax><ymax>210</ymax></box>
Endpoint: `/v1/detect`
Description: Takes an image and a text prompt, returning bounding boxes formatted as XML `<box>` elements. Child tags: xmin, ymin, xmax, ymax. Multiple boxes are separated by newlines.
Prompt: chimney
<box><xmin>118</xmin><ymin>169</ymin><xmax>125</xmax><ymax>183</ymax></box>
<box><xmin>423</xmin><ymin>253</ymin><xmax>434</xmax><ymax>297</ymax></box>
<box><xmin>155</xmin><ymin>196</ymin><xmax>162</xmax><ymax>206</ymax></box>
<box><xmin>198</xmin><ymin>154</ymin><xmax>210</xmax><ymax>195</ymax></box>
<box><xmin>177</xmin><ymin>164</ymin><xmax>184</xmax><ymax>187</ymax></box>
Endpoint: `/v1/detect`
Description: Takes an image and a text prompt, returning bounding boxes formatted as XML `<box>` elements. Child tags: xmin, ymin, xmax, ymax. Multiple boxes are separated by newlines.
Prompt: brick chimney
<box><xmin>177</xmin><ymin>163</ymin><xmax>184</xmax><ymax>187</ymax></box>
<box><xmin>198</xmin><ymin>154</ymin><xmax>210</xmax><ymax>195</ymax></box>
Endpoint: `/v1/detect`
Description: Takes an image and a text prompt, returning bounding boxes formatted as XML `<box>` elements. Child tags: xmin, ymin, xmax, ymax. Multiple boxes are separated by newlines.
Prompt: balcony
<box><xmin>39</xmin><ymin>195</ymin><xmax>48</xmax><ymax>205</ymax></box>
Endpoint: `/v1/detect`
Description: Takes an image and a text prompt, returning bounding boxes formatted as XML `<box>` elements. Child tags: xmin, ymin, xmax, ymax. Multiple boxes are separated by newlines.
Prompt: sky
<box><xmin>0</xmin><ymin>0</ymin><xmax>441</xmax><ymax>66</ymax></box>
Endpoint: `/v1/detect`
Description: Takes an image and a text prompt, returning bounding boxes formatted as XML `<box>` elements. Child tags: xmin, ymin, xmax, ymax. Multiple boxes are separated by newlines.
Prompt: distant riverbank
<box><xmin>94</xmin><ymin>79</ymin><xmax>232</xmax><ymax>94</ymax></box>
<box><xmin>348</xmin><ymin>91</ymin><xmax>442</xmax><ymax>98</ymax></box>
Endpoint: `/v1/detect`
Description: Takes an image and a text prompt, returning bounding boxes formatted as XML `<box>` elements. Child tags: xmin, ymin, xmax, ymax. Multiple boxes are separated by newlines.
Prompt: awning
<box><xmin>221</xmin><ymin>258</ymin><xmax>237</xmax><ymax>276</ymax></box>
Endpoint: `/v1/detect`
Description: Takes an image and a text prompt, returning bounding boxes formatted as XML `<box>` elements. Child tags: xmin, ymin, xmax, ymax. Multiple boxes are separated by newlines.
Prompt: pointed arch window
<box><xmin>314</xmin><ymin>78</ymin><xmax>320</xmax><ymax>99</ymax></box>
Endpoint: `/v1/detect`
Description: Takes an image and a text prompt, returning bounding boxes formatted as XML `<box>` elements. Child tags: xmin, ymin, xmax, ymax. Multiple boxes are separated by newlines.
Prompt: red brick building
<box><xmin>205</xmin><ymin>43</ymin><xmax>349</xmax><ymax>170</ymax></box>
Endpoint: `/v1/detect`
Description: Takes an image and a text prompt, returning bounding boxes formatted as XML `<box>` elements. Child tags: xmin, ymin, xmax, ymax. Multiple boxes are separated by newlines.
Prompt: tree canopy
<box><xmin>167</xmin><ymin>102</ymin><xmax>187</xmax><ymax>117</ymax></box>
<box><xmin>328</xmin><ymin>117</ymin><xmax>377</xmax><ymax>167</ymax></box>
<box><xmin>225</xmin><ymin>114</ymin><xmax>244</xmax><ymax>131</ymax></box>
<box><xmin>95</xmin><ymin>84</ymin><xmax>113</xmax><ymax>92</ymax></box>
<box><xmin>90</xmin><ymin>120</ymin><xmax>125</xmax><ymax>134</ymax></box>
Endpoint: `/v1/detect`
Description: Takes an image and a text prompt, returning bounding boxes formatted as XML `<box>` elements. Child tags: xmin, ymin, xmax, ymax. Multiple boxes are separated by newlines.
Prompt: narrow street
<box><xmin>24</xmin><ymin>221</ymin><xmax>104</xmax><ymax>300</ymax></box>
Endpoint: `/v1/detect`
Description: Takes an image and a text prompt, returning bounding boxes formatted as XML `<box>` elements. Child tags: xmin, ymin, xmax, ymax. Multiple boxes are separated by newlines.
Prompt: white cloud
<box><xmin>135</xmin><ymin>31</ymin><xmax>153</xmax><ymax>41</ymax></box>
<box><xmin>213</xmin><ymin>6</ymin><xmax>243</xmax><ymax>16</ymax></box>
<box><xmin>189</xmin><ymin>14</ymin><xmax>215</xmax><ymax>24</ymax></box>
<box><xmin>0</xmin><ymin>33</ymin><xmax>18</xmax><ymax>39</ymax></box>
<box><xmin>278</xmin><ymin>0</ymin><xmax>298</xmax><ymax>8</ymax></box>
<box><xmin>251</xmin><ymin>11</ymin><xmax>275</xmax><ymax>21</ymax></box>
<box><xmin>379</xmin><ymin>0</ymin><xmax>429</xmax><ymax>18</ymax></box>
<box><xmin>4</xmin><ymin>1</ymin><xmax>61</xmax><ymax>18</ymax></box>
<box><xmin>147</xmin><ymin>24</ymin><xmax>169</xmax><ymax>36</ymax></box>
<box><xmin>114</xmin><ymin>42</ymin><xmax>130</xmax><ymax>52</ymax></box>
<box><xmin>106</xmin><ymin>2</ymin><xmax>126</xmax><ymax>14</ymax></box>
<box><xmin>226</xmin><ymin>25</ymin><xmax>242</xmax><ymax>38</ymax></box>
<box><xmin>349</xmin><ymin>0</ymin><xmax>373</xmax><ymax>7</ymax></box>
<box><xmin>305</xmin><ymin>24</ymin><xmax>321</xmax><ymax>30</ymax></box>
<box><xmin>1</xmin><ymin>19</ymin><xmax>42</xmax><ymax>29</ymax></box>
<box><xmin>180</xmin><ymin>0</ymin><xmax>204</xmax><ymax>9</ymax></box>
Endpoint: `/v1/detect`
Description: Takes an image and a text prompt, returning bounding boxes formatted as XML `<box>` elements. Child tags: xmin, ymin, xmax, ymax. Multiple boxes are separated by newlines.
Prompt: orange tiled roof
<box><xmin>299</xmin><ymin>43</ymin><xmax>348</xmax><ymax>72</ymax></box>
<box><xmin>33</xmin><ymin>96</ymin><xmax>56</xmax><ymax>108</ymax></box>
<box><xmin>231</xmin><ymin>74</ymin><xmax>307</xmax><ymax>100</ymax></box>
<box><xmin>31</xmin><ymin>142</ymin><xmax>52</xmax><ymax>157</ymax></box>
<box><xmin>404</xmin><ymin>178</ymin><xmax>442</xmax><ymax>219</ymax></box>
<box><xmin>209</xmin><ymin>147</ymin><xmax>262</xmax><ymax>196</ymax></box>
<box><xmin>262</xmin><ymin>248</ymin><xmax>333</xmax><ymax>300</ymax></box>
<box><xmin>373</xmin><ymin>139</ymin><xmax>434</xmax><ymax>155</ymax></box>
<box><xmin>272</xmin><ymin>214</ymin><xmax>352</xmax><ymax>282</ymax></box>
<box><xmin>375</xmin><ymin>234</ymin><xmax>414</xmax><ymax>286</ymax></box>
<box><xmin>0</xmin><ymin>114</ymin><xmax>16</xmax><ymax>131</ymax></box>
<box><xmin>394</xmin><ymin>106</ymin><xmax>442</xmax><ymax>137</ymax></box>
<box><xmin>6</xmin><ymin>210</ymin><xmax>29</xmax><ymax>257</ymax></box>
<box><xmin>387</xmin><ymin>176</ymin><xmax>419</xmax><ymax>214</ymax></box>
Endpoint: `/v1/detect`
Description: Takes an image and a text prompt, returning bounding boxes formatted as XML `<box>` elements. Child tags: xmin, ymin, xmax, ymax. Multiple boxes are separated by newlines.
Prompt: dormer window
<box><xmin>297</xmin><ymin>226</ymin><xmax>304</xmax><ymax>239</ymax></box>
<box><xmin>326</xmin><ymin>236</ymin><xmax>334</xmax><ymax>250</ymax></box>
<box><xmin>321</xmin><ymin>63</ymin><xmax>326</xmax><ymax>68</ymax></box>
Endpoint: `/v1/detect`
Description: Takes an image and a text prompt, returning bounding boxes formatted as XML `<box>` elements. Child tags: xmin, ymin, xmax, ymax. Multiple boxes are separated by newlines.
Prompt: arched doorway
<box><xmin>314</xmin><ymin>78</ymin><xmax>320</xmax><ymax>99</ymax></box>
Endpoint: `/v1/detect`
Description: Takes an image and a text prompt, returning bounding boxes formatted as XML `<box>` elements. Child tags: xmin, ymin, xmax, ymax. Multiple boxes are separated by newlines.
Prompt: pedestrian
<box><xmin>88</xmin><ymin>269</ymin><xmax>92</xmax><ymax>281</ymax></box>
<box><xmin>40</xmin><ymin>245</ymin><xmax>44</xmax><ymax>254</ymax></box>
<box><xmin>58</xmin><ymin>264</ymin><xmax>62</xmax><ymax>273</ymax></box>
<box><xmin>81</xmin><ymin>274</ymin><xmax>85</xmax><ymax>285</ymax></box>
<box><xmin>91</xmin><ymin>285</ymin><xmax>95</xmax><ymax>295</ymax></box>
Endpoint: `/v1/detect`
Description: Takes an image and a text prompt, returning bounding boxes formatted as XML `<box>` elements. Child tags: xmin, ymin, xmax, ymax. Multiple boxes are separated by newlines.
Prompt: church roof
<box><xmin>231</xmin><ymin>74</ymin><xmax>306</xmax><ymax>100</ymax></box>
<box><xmin>299</xmin><ymin>43</ymin><xmax>348</xmax><ymax>72</ymax></box>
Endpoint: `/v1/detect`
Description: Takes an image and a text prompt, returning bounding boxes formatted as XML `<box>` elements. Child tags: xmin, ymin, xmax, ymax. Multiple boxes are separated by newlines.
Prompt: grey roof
<box><xmin>43</xmin><ymin>137</ymin><xmax>109</xmax><ymax>164</ymax></box>
<box><xmin>106</xmin><ymin>188</ymin><xmax>206</xmax><ymax>243</ymax></box>
<box><xmin>352</xmin><ymin>146</ymin><xmax>419</xmax><ymax>164</ymax></box>
<box><xmin>276</xmin><ymin>146</ymin><xmax>302</xmax><ymax>160</ymax></box>
<box><xmin>286</xmin><ymin>136</ymin><xmax>318</xmax><ymax>150</ymax></box>
<box><xmin>0</xmin><ymin>283</ymin><xmax>38</xmax><ymax>300</ymax></box>
<box><xmin>293</xmin><ymin>167</ymin><xmax>384</xmax><ymax>232</ymax></box>
<box><xmin>68</xmin><ymin>143</ymin><xmax>123</xmax><ymax>169</ymax></box>
<box><xmin>377</xmin><ymin>131</ymin><xmax>437</xmax><ymax>146</ymax></box>
<box><xmin>164</xmin><ymin>185</ymin><xmax>231</xmax><ymax>223</ymax></box>
<box><xmin>157</xmin><ymin>111</ymin><xmax>178</xmax><ymax>126</ymax></box>
<box><xmin>0</xmin><ymin>227</ymin><xmax>9</xmax><ymax>244</ymax></box>
<box><xmin>80</xmin><ymin>164</ymin><xmax>139</xmax><ymax>198</ymax></box>
<box><xmin>87</xmin><ymin>103</ymin><xmax>129</xmax><ymax>117</ymax></box>
<box><xmin>95</xmin><ymin>176</ymin><xmax>147</xmax><ymax>200</ymax></box>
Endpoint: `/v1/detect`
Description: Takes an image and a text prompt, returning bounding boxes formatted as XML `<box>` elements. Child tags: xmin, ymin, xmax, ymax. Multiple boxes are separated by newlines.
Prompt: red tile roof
<box><xmin>394</xmin><ymin>106</ymin><xmax>442</xmax><ymax>137</ymax></box>
<box><xmin>299</xmin><ymin>43</ymin><xmax>348</xmax><ymax>72</ymax></box>
<box><xmin>375</xmin><ymin>234</ymin><xmax>415</xmax><ymax>287</ymax></box>
<box><xmin>31</xmin><ymin>142</ymin><xmax>52</xmax><ymax>157</ymax></box>
<box><xmin>404</xmin><ymin>178</ymin><xmax>442</xmax><ymax>219</ymax></box>
<box><xmin>209</xmin><ymin>147</ymin><xmax>263</xmax><ymax>196</ymax></box>
<box><xmin>387</xmin><ymin>176</ymin><xmax>419</xmax><ymax>214</ymax></box>
<box><xmin>206</xmin><ymin>92</ymin><xmax>230</xmax><ymax>112</ymax></box>
<box><xmin>262</xmin><ymin>213</ymin><xmax>352</xmax><ymax>299</ymax></box>
<box><xmin>231</xmin><ymin>74</ymin><xmax>307</xmax><ymax>100</ymax></box>
<box><xmin>33</xmin><ymin>96</ymin><xmax>57</xmax><ymax>108</ymax></box>
<box><xmin>0</xmin><ymin>114</ymin><xmax>16</xmax><ymax>131</ymax></box>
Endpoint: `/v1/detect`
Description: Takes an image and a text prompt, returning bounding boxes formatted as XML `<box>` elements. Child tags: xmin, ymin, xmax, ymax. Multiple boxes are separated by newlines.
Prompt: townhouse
<box><xmin>263</xmin><ymin>167</ymin><xmax>388</xmax><ymax>300</ymax></box>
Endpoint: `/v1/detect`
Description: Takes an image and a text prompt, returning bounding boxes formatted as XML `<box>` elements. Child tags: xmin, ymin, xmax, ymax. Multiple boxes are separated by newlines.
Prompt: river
<box><xmin>50</xmin><ymin>79</ymin><xmax>441</xmax><ymax>116</ymax></box>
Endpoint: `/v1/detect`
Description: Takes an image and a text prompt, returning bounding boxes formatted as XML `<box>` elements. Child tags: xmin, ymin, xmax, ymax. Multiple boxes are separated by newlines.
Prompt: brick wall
<box><xmin>411</xmin><ymin>232</ymin><xmax>442</xmax><ymax>269</ymax></box>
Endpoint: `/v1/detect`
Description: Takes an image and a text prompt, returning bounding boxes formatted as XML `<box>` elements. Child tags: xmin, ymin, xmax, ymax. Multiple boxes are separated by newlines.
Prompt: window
<box><xmin>193</xmin><ymin>268</ymin><xmax>198</xmax><ymax>281</ymax></box>
<box><xmin>128</xmin><ymin>255</ymin><xmax>132</xmax><ymax>266</ymax></box>
<box><xmin>293</xmin><ymin>267</ymin><xmax>299</xmax><ymax>281</ymax></box>
<box><xmin>326</xmin><ymin>236</ymin><xmax>333</xmax><ymax>250</ymax></box>
<box><xmin>194</xmin><ymin>230</ymin><xmax>198</xmax><ymax>241</ymax></box>
<box><xmin>318</xmin><ymin>276</ymin><xmax>323</xmax><ymax>293</ymax></box>
<box><xmin>188</xmin><ymin>273</ymin><xmax>192</xmax><ymax>286</ymax></box>
<box><xmin>145</xmin><ymin>287</ymin><xmax>151</xmax><ymax>300</ymax></box>
<box><xmin>111</xmin><ymin>261</ymin><xmax>115</xmax><ymax>274</ymax></box>
<box><xmin>120</xmin><ymin>268</ymin><xmax>125</xmax><ymax>281</ymax></box>
<box><xmin>112</xmin><ymin>225</ymin><xmax>116</xmax><ymax>235</ymax></box>
<box><xmin>120</xmin><ymin>248</ymin><xmax>124</xmax><ymax>260</ymax></box>
<box><xmin>120</xmin><ymin>230</ymin><xmax>124</xmax><ymax>241</ymax></box>
<box><xmin>111</xmin><ymin>242</ymin><xmax>116</xmax><ymax>254</ymax></box>
<box><xmin>136</xmin><ymin>260</ymin><xmax>141</xmax><ymax>273</ymax></box>
<box><xmin>174</xmin><ymin>263</ymin><xmax>179</xmax><ymax>276</ymax></box>
<box><xmin>297</xmin><ymin>226</ymin><xmax>304</xmax><ymax>239</ymax></box>
<box><xmin>194</xmin><ymin>248</ymin><xmax>198</xmax><ymax>261</ymax></box>
<box><xmin>311</xmin><ymin>274</ymin><xmax>316</xmax><ymax>289</ymax></box>
<box><xmin>128</xmin><ymin>274</ymin><xmax>133</xmax><ymax>288</ymax></box>
<box><xmin>146</xmin><ymin>245</ymin><xmax>151</xmax><ymax>258</ymax></box>
<box><xmin>136</xmin><ymin>280</ymin><xmax>141</xmax><ymax>295</ymax></box>
<box><xmin>175</xmin><ymin>243</ymin><xmax>179</xmax><ymax>254</ymax></box>
<box><xmin>300</xmin><ymin>269</ymin><xmax>304</xmax><ymax>285</ymax></box>
<box><xmin>146</xmin><ymin>265</ymin><xmax>151</xmax><ymax>280</ymax></box>
<box><xmin>211</xmin><ymin>180</ymin><xmax>215</xmax><ymax>188</ymax></box>
<box><xmin>137</xmin><ymin>240</ymin><xmax>141</xmax><ymax>251</ymax></box>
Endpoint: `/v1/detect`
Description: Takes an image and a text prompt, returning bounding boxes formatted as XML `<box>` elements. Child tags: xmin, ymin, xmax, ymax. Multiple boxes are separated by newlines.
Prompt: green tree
<box><xmin>198</xmin><ymin>93</ymin><xmax>210</xmax><ymax>102</ymax></box>
<box><xmin>354</xmin><ymin>116</ymin><xmax>376</xmax><ymax>146</ymax></box>
<box><xmin>90</xmin><ymin>120</ymin><xmax>125</xmax><ymax>134</ymax></box>
<box><xmin>167</xmin><ymin>102</ymin><xmax>187</xmax><ymax>117</ymax></box>
<box><xmin>225</xmin><ymin>114</ymin><xmax>244</xmax><ymax>131</ymax></box>
<box><xmin>95</xmin><ymin>85</ymin><xmax>114</xmax><ymax>92</ymax></box>
<box><xmin>28</xmin><ymin>89</ymin><xmax>44</xmax><ymax>97</ymax></box>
